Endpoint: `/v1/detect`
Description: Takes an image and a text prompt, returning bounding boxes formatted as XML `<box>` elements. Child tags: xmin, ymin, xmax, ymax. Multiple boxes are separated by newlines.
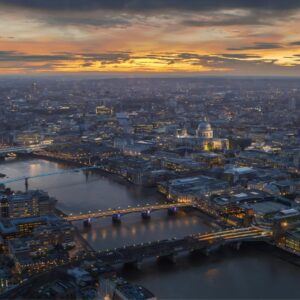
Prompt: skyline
<box><xmin>1</xmin><ymin>0</ymin><xmax>300</xmax><ymax>75</ymax></box>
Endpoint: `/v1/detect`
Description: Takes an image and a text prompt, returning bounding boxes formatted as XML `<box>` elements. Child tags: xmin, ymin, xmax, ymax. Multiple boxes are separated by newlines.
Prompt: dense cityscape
<box><xmin>0</xmin><ymin>77</ymin><xmax>299</xmax><ymax>299</ymax></box>
<box><xmin>1</xmin><ymin>0</ymin><xmax>300</xmax><ymax>298</ymax></box>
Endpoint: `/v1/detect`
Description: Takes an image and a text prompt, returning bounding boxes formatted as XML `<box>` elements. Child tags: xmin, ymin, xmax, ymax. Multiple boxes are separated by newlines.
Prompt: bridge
<box><xmin>95</xmin><ymin>226</ymin><xmax>272</xmax><ymax>267</ymax></box>
<box><xmin>64</xmin><ymin>202</ymin><xmax>194</xmax><ymax>223</ymax></box>
<box><xmin>0</xmin><ymin>166</ymin><xmax>99</xmax><ymax>191</ymax></box>
<box><xmin>0</xmin><ymin>226</ymin><xmax>273</xmax><ymax>299</ymax></box>
<box><xmin>0</xmin><ymin>145</ymin><xmax>46</xmax><ymax>156</ymax></box>
<box><xmin>0</xmin><ymin>166</ymin><xmax>99</xmax><ymax>185</ymax></box>
<box><xmin>193</xmin><ymin>226</ymin><xmax>271</xmax><ymax>242</ymax></box>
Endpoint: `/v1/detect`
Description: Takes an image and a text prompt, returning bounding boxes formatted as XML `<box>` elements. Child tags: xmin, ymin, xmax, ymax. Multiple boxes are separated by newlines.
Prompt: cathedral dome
<box><xmin>197</xmin><ymin>121</ymin><xmax>212</xmax><ymax>131</ymax></box>
<box><xmin>196</xmin><ymin>120</ymin><xmax>213</xmax><ymax>138</ymax></box>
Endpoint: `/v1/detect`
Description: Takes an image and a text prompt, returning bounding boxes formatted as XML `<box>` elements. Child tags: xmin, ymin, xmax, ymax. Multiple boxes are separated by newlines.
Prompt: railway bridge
<box><xmin>95</xmin><ymin>226</ymin><xmax>272</xmax><ymax>267</ymax></box>
<box><xmin>0</xmin><ymin>145</ymin><xmax>45</xmax><ymax>156</ymax></box>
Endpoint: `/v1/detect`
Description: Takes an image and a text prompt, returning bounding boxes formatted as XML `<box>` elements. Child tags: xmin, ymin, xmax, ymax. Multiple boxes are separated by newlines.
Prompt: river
<box><xmin>1</xmin><ymin>158</ymin><xmax>300</xmax><ymax>299</ymax></box>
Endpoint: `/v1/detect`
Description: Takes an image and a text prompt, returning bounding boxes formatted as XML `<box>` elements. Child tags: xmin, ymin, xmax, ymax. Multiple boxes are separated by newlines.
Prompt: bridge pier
<box><xmin>233</xmin><ymin>241</ymin><xmax>242</xmax><ymax>251</ymax></box>
<box><xmin>167</xmin><ymin>206</ymin><xmax>178</xmax><ymax>216</ymax></box>
<box><xmin>204</xmin><ymin>248</ymin><xmax>211</xmax><ymax>256</ymax></box>
<box><xmin>112</xmin><ymin>213</ymin><xmax>122</xmax><ymax>224</ymax></box>
<box><xmin>141</xmin><ymin>210</ymin><xmax>151</xmax><ymax>220</ymax></box>
<box><xmin>203</xmin><ymin>244</ymin><xmax>221</xmax><ymax>256</ymax></box>
<box><xmin>83</xmin><ymin>218</ymin><xmax>92</xmax><ymax>228</ymax></box>
<box><xmin>158</xmin><ymin>253</ymin><xmax>177</xmax><ymax>264</ymax></box>
<box><xmin>85</xmin><ymin>172</ymin><xmax>89</xmax><ymax>183</ymax></box>
<box><xmin>136</xmin><ymin>260</ymin><xmax>143</xmax><ymax>269</ymax></box>
<box><xmin>25</xmin><ymin>178</ymin><xmax>29</xmax><ymax>192</ymax></box>
<box><xmin>124</xmin><ymin>260</ymin><xmax>143</xmax><ymax>270</ymax></box>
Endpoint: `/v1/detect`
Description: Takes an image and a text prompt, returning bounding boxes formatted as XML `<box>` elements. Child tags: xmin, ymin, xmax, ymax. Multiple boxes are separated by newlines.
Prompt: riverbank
<box><xmin>31</xmin><ymin>153</ymin><xmax>164</xmax><ymax>196</ymax></box>
<box><xmin>53</xmin><ymin>206</ymin><xmax>95</xmax><ymax>254</ymax></box>
<box><xmin>270</xmin><ymin>244</ymin><xmax>300</xmax><ymax>267</ymax></box>
<box><xmin>35</xmin><ymin>155</ymin><xmax>300</xmax><ymax>269</ymax></box>
<box><xmin>1</xmin><ymin>157</ymin><xmax>300</xmax><ymax>299</ymax></box>
<box><xmin>2</xmin><ymin>157</ymin><xmax>300</xmax><ymax>269</ymax></box>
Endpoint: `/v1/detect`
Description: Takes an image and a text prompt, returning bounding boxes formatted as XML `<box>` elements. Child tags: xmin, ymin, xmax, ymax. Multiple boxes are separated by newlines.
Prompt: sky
<box><xmin>1</xmin><ymin>0</ymin><xmax>300</xmax><ymax>76</ymax></box>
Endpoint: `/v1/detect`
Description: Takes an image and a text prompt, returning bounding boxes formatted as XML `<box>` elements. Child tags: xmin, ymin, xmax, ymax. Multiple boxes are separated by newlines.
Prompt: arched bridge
<box><xmin>65</xmin><ymin>202</ymin><xmax>194</xmax><ymax>222</ymax></box>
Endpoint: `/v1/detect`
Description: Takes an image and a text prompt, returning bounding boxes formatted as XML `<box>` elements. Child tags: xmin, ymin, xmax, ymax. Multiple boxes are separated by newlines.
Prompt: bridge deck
<box><xmin>0</xmin><ymin>166</ymin><xmax>99</xmax><ymax>184</ymax></box>
<box><xmin>0</xmin><ymin>145</ymin><xmax>45</xmax><ymax>155</ymax></box>
<box><xmin>65</xmin><ymin>202</ymin><xmax>193</xmax><ymax>221</ymax></box>
<box><xmin>95</xmin><ymin>227</ymin><xmax>272</xmax><ymax>266</ymax></box>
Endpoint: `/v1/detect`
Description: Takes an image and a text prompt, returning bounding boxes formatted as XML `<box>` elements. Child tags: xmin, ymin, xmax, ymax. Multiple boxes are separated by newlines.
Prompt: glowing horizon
<box><xmin>1</xmin><ymin>1</ymin><xmax>300</xmax><ymax>75</ymax></box>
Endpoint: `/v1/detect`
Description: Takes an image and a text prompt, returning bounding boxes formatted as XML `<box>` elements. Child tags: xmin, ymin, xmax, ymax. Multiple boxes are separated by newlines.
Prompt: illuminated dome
<box><xmin>196</xmin><ymin>120</ymin><xmax>213</xmax><ymax>138</ymax></box>
<box><xmin>197</xmin><ymin>121</ymin><xmax>212</xmax><ymax>131</ymax></box>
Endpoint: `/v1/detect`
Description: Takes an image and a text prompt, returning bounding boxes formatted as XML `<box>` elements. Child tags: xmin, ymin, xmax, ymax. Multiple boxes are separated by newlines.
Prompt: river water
<box><xmin>1</xmin><ymin>158</ymin><xmax>300</xmax><ymax>299</ymax></box>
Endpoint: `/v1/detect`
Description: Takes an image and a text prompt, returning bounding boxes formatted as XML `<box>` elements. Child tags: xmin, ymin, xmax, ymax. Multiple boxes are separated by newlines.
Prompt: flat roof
<box><xmin>246</xmin><ymin>201</ymin><xmax>288</xmax><ymax>215</ymax></box>
<box><xmin>281</xmin><ymin>208</ymin><xmax>298</xmax><ymax>215</ymax></box>
<box><xmin>226</xmin><ymin>167</ymin><xmax>255</xmax><ymax>174</ymax></box>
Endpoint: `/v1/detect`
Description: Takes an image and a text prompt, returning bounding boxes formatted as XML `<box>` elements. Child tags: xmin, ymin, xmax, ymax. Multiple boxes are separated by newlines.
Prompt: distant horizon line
<box><xmin>1</xmin><ymin>73</ymin><xmax>300</xmax><ymax>79</ymax></box>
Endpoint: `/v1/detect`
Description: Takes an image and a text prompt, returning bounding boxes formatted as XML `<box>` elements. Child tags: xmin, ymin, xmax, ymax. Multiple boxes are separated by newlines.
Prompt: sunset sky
<box><xmin>1</xmin><ymin>0</ymin><xmax>300</xmax><ymax>75</ymax></box>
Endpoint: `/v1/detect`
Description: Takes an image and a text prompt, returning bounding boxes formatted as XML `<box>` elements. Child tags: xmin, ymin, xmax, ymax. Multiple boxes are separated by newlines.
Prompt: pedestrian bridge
<box><xmin>0</xmin><ymin>166</ymin><xmax>99</xmax><ymax>185</ymax></box>
<box><xmin>64</xmin><ymin>202</ymin><xmax>194</xmax><ymax>222</ymax></box>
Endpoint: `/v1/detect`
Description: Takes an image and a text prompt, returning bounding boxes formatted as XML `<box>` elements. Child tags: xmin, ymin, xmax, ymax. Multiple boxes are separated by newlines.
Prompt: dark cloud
<box><xmin>219</xmin><ymin>54</ymin><xmax>262</xmax><ymax>59</ymax></box>
<box><xmin>0</xmin><ymin>52</ymin><xmax>73</xmax><ymax>62</ymax></box>
<box><xmin>0</xmin><ymin>51</ymin><xmax>131</xmax><ymax>64</ymax></box>
<box><xmin>174</xmin><ymin>53</ymin><xmax>254</xmax><ymax>66</ymax></box>
<box><xmin>0</xmin><ymin>51</ymin><xmax>17</xmax><ymax>56</ymax></box>
<box><xmin>46</xmin><ymin>16</ymin><xmax>131</xmax><ymax>28</ymax></box>
<box><xmin>290</xmin><ymin>41</ymin><xmax>300</xmax><ymax>46</ymax></box>
<box><xmin>136</xmin><ymin>52</ymin><xmax>273</xmax><ymax>68</ymax></box>
<box><xmin>0</xmin><ymin>36</ymin><xmax>15</xmax><ymax>40</ymax></box>
<box><xmin>174</xmin><ymin>53</ymin><xmax>300</xmax><ymax>75</ymax></box>
<box><xmin>1</xmin><ymin>1</ymin><xmax>298</xmax><ymax>30</ymax></box>
<box><xmin>227</xmin><ymin>42</ymin><xmax>283</xmax><ymax>51</ymax></box>
<box><xmin>81</xmin><ymin>62</ymin><xmax>93</xmax><ymax>67</ymax></box>
<box><xmin>188</xmin><ymin>55</ymin><xmax>278</xmax><ymax>68</ymax></box>
<box><xmin>182</xmin><ymin>14</ymin><xmax>270</xmax><ymax>27</ymax></box>
<box><xmin>79</xmin><ymin>52</ymin><xmax>131</xmax><ymax>64</ymax></box>
<box><xmin>1</xmin><ymin>50</ymin><xmax>299</xmax><ymax>75</ymax></box>
<box><xmin>177</xmin><ymin>53</ymin><xmax>202</xmax><ymax>60</ymax></box>
<box><xmin>132</xmin><ymin>52</ymin><xmax>300</xmax><ymax>75</ymax></box>
<box><xmin>1</xmin><ymin>0</ymin><xmax>300</xmax><ymax>12</ymax></box>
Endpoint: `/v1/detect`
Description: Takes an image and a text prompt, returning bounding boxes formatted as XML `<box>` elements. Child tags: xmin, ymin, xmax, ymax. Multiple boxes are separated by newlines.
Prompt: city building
<box><xmin>158</xmin><ymin>175</ymin><xmax>229</xmax><ymax>203</ymax></box>
<box><xmin>176</xmin><ymin>119</ymin><xmax>229</xmax><ymax>151</ymax></box>
<box><xmin>96</xmin><ymin>105</ymin><xmax>113</xmax><ymax>116</ymax></box>
<box><xmin>0</xmin><ymin>190</ymin><xmax>56</xmax><ymax>219</ymax></box>
<box><xmin>99</xmin><ymin>277</ymin><xmax>157</xmax><ymax>300</ymax></box>
<box><xmin>7</xmin><ymin>219</ymin><xmax>75</xmax><ymax>272</ymax></box>
<box><xmin>279</xmin><ymin>228</ymin><xmax>300</xmax><ymax>255</ymax></box>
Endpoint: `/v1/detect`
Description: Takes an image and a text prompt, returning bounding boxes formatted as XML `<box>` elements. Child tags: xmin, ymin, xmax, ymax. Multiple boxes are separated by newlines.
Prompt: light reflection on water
<box><xmin>1</xmin><ymin>159</ymin><xmax>211</xmax><ymax>250</ymax></box>
<box><xmin>77</xmin><ymin>210</ymin><xmax>208</xmax><ymax>250</ymax></box>
<box><xmin>2</xmin><ymin>159</ymin><xmax>300</xmax><ymax>299</ymax></box>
